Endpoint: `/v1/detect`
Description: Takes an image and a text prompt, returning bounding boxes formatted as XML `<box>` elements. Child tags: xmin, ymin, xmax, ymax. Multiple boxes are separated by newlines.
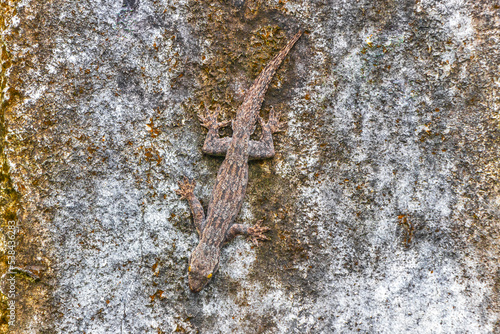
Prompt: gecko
<box><xmin>176</xmin><ymin>30</ymin><xmax>302</xmax><ymax>292</ymax></box>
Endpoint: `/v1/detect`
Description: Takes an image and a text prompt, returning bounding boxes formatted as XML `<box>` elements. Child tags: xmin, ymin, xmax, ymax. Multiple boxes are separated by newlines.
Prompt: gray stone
<box><xmin>0</xmin><ymin>0</ymin><xmax>498</xmax><ymax>333</ymax></box>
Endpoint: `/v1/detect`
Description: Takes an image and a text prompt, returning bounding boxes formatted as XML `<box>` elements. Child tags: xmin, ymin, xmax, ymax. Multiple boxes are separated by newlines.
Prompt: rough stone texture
<box><xmin>0</xmin><ymin>0</ymin><xmax>499</xmax><ymax>333</ymax></box>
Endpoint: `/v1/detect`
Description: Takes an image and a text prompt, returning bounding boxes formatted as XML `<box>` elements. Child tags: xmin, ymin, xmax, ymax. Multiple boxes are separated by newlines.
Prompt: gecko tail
<box><xmin>236</xmin><ymin>30</ymin><xmax>303</xmax><ymax>121</ymax></box>
<box><xmin>252</xmin><ymin>29</ymin><xmax>303</xmax><ymax>89</ymax></box>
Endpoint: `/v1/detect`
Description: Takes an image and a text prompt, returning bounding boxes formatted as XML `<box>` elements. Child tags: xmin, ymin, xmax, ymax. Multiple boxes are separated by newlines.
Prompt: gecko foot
<box><xmin>247</xmin><ymin>220</ymin><xmax>271</xmax><ymax>246</ymax></box>
<box><xmin>261</xmin><ymin>106</ymin><xmax>286</xmax><ymax>134</ymax></box>
<box><xmin>175</xmin><ymin>177</ymin><xmax>195</xmax><ymax>200</ymax></box>
<box><xmin>198</xmin><ymin>106</ymin><xmax>231</xmax><ymax>131</ymax></box>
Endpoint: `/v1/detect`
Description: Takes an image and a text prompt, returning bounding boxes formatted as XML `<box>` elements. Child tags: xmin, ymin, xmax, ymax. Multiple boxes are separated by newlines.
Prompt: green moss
<box><xmin>0</xmin><ymin>2</ymin><xmax>22</xmax><ymax>333</ymax></box>
<box><xmin>187</xmin><ymin>1</ymin><xmax>291</xmax><ymax>123</ymax></box>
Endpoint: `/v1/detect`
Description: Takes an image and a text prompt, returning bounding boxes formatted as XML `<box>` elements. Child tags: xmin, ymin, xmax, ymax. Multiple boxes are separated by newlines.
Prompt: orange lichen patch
<box><xmin>143</xmin><ymin>147</ymin><xmax>162</xmax><ymax>166</ymax></box>
<box><xmin>146</xmin><ymin>118</ymin><xmax>161</xmax><ymax>138</ymax></box>
<box><xmin>149</xmin><ymin>290</ymin><xmax>164</xmax><ymax>302</ymax></box>
<box><xmin>397</xmin><ymin>214</ymin><xmax>414</xmax><ymax>248</ymax></box>
<box><xmin>152</xmin><ymin>259</ymin><xmax>160</xmax><ymax>277</ymax></box>
<box><xmin>170</xmin><ymin>73</ymin><xmax>184</xmax><ymax>88</ymax></box>
<box><xmin>87</xmin><ymin>144</ymin><xmax>98</xmax><ymax>155</ymax></box>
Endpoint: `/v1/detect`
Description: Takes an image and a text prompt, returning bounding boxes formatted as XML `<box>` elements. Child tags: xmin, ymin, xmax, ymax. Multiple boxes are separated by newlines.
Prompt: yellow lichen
<box><xmin>0</xmin><ymin>1</ymin><xmax>22</xmax><ymax>331</ymax></box>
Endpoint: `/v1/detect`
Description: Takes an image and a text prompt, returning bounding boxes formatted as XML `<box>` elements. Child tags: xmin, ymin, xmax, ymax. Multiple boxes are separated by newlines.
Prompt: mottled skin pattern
<box><xmin>177</xmin><ymin>31</ymin><xmax>302</xmax><ymax>292</ymax></box>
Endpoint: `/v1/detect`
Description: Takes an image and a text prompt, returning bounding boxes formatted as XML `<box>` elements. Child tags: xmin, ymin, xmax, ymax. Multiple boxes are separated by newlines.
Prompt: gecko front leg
<box><xmin>225</xmin><ymin>220</ymin><xmax>271</xmax><ymax>246</ymax></box>
<box><xmin>175</xmin><ymin>177</ymin><xmax>206</xmax><ymax>235</ymax></box>
<box><xmin>249</xmin><ymin>107</ymin><xmax>286</xmax><ymax>160</ymax></box>
<box><xmin>200</xmin><ymin>106</ymin><xmax>286</xmax><ymax>159</ymax></box>
<box><xmin>199</xmin><ymin>106</ymin><xmax>232</xmax><ymax>156</ymax></box>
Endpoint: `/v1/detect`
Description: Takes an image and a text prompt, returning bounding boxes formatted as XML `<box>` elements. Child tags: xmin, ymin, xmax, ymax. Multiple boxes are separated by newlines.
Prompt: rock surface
<box><xmin>0</xmin><ymin>0</ymin><xmax>499</xmax><ymax>333</ymax></box>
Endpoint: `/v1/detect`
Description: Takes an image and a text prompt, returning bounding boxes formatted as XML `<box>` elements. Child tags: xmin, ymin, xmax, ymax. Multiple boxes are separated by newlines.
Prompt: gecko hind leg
<box><xmin>225</xmin><ymin>220</ymin><xmax>270</xmax><ymax>246</ymax></box>
<box><xmin>175</xmin><ymin>177</ymin><xmax>206</xmax><ymax>235</ymax></box>
<box><xmin>249</xmin><ymin>107</ymin><xmax>286</xmax><ymax>160</ymax></box>
<box><xmin>199</xmin><ymin>106</ymin><xmax>232</xmax><ymax>156</ymax></box>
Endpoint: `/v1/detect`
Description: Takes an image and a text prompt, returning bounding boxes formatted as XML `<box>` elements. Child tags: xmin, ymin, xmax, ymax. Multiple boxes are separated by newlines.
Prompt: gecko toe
<box><xmin>176</xmin><ymin>177</ymin><xmax>196</xmax><ymax>199</ymax></box>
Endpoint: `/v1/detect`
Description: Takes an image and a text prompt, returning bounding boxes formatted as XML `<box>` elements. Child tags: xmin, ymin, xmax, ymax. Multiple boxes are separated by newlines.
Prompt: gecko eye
<box><xmin>188</xmin><ymin>266</ymin><xmax>192</xmax><ymax>272</ymax></box>
<box><xmin>207</xmin><ymin>273</ymin><xmax>212</xmax><ymax>279</ymax></box>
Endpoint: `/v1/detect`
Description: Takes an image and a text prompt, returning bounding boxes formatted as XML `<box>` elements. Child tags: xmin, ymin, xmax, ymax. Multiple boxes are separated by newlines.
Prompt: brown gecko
<box><xmin>176</xmin><ymin>30</ymin><xmax>302</xmax><ymax>292</ymax></box>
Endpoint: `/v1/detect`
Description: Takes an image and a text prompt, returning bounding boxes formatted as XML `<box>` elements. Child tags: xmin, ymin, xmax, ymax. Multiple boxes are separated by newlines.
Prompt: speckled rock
<box><xmin>0</xmin><ymin>0</ymin><xmax>498</xmax><ymax>333</ymax></box>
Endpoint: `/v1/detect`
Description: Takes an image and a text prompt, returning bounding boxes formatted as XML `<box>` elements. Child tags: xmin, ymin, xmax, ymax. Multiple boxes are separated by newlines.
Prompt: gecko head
<box><xmin>188</xmin><ymin>244</ymin><xmax>220</xmax><ymax>292</ymax></box>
